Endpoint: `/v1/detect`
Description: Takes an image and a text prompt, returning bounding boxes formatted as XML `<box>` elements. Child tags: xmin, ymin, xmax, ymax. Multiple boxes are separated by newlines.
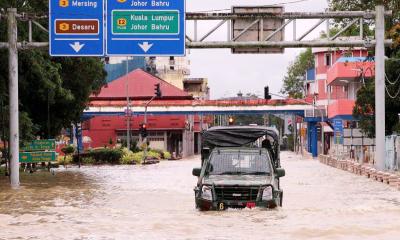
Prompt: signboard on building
<box><xmin>106</xmin><ymin>0</ymin><xmax>185</xmax><ymax>56</ymax></box>
<box><xmin>231</xmin><ymin>6</ymin><xmax>284</xmax><ymax>54</ymax></box>
<box><xmin>333</xmin><ymin>120</ymin><xmax>343</xmax><ymax>144</ymax></box>
<box><xmin>49</xmin><ymin>0</ymin><xmax>105</xmax><ymax>56</ymax></box>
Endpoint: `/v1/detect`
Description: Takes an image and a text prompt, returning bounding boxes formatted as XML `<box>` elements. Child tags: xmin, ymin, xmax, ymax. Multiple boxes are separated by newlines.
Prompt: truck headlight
<box><xmin>262</xmin><ymin>186</ymin><xmax>273</xmax><ymax>201</ymax></box>
<box><xmin>201</xmin><ymin>186</ymin><xmax>213</xmax><ymax>201</ymax></box>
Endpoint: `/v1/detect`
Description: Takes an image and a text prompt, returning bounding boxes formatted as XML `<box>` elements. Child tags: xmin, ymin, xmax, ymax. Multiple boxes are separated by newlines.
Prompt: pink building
<box><xmin>304</xmin><ymin>47</ymin><xmax>375</xmax><ymax>156</ymax></box>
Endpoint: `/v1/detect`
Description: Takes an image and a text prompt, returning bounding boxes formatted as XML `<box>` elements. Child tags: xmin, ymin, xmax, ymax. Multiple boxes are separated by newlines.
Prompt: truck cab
<box><xmin>192</xmin><ymin>126</ymin><xmax>285</xmax><ymax>210</ymax></box>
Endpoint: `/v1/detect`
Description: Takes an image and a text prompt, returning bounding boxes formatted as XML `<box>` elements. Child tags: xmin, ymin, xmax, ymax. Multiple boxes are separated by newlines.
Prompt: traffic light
<box><xmin>139</xmin><ymin>123</ymin><xmax>148</xmax><ymax>138</ymax></box>
<box><xmin>154</xmin><ymin>83</ymin><xmax>162</xmax><ymax>98</ymax></box>
<box><xmin>228</xmin><ymin>116</ymin><xmax>234</xmax><ymax>125</ymax></box>
<box><xmin>264</xmin><ymin>86</ymin><xmax>272</xmax><ymax>100</ymax></box>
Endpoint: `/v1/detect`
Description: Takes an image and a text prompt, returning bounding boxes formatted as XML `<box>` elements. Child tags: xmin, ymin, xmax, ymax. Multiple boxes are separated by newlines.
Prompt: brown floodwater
<box><xmin>1</xmin><ymin>152</ymin><xmax>400</xmax><ymax>240</ymax></box>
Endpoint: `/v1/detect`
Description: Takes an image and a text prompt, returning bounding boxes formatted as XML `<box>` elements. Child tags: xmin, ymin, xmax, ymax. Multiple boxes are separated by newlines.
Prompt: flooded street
<box><xmin>1</xmin><ymin>151</ymin><xmax>400</xmax><ymax>240</ymax></box>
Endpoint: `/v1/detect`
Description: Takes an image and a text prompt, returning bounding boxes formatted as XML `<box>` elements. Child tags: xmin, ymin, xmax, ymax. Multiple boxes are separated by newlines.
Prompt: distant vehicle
<box><xmin>192</xmin><ymin>126</ymin><xmax>285</xmax><ymax>210</ymax></box>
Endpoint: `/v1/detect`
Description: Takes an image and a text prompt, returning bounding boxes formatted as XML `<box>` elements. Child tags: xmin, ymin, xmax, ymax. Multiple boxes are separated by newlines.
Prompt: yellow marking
<box><xmin>117</xmin><ymin>18</ymin><xmax>127</xmax><ymax>27</ymax></box>
<box><xmin>59</xmin><ymin>23</ymin><xmax>70</xmax><ymax>31</ymax></box>
<box><xmin>59</xmin><ymin>0</ymin><xmax>69</xmax><ymax>7</ymax></box>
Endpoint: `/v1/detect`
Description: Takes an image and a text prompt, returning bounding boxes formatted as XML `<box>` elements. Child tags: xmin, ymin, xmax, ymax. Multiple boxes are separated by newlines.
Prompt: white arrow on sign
<box><xmin>69</xmin><ymin>42</ymin><xmax>85</xmax><ymax>53</ymax></box>
<box><xmin>138</xmin><ymin>42</ymin><xmax>153</xmax><ymax>53</ymax></box>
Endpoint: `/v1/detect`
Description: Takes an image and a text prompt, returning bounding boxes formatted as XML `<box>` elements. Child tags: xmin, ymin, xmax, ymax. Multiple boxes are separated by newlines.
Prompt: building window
<box><xmin>324</xmin><ymin>53</ymin><xmax>332</xmax><ymax>66</ymax></box>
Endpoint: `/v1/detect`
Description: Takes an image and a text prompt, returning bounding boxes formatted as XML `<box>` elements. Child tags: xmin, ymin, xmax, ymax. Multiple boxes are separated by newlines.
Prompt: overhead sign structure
<box><xmin>231</xmin><ymin>6</ymin><xmax>284</xmax><ymax>54</ymax></box>
<box><xmin>49</xmin><ymin>0</ymin><xmax>104</xmax><ymax>56</ymax></box>
<box><xmin>107</xmin><ymin>0</ymin><xmax>185</xmax><ymax>56</ymax></box>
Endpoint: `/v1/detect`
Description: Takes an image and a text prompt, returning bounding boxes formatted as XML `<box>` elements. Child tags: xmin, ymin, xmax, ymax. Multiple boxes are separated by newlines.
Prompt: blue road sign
<box><xmin>334</xmin><ymin>119</ymin><xmax>343</xmax><ymax>144</ymax></box>
<box><xmin>106</xmin><ymin>0</ymin><xmax>185</xmax><ymax>56</ymax></box>
<box><xmin>49</xmin><ymin>0</ymin><xmax>104</xmax><ymax>56</ymax></box>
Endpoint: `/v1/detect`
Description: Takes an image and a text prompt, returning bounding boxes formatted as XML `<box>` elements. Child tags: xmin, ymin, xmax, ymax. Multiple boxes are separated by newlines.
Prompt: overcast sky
<box><xmin>186</xmin><ymin>0</ymin><xmax>329</xmax><ymax>99</ymax></box>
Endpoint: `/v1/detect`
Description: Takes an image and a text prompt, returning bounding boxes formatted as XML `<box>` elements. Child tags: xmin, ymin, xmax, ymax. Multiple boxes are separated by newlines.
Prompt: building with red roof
<box><xmin>83</xmin><ymin>69</ymin><xmax>206</xmax><ymax>157</ymax></box>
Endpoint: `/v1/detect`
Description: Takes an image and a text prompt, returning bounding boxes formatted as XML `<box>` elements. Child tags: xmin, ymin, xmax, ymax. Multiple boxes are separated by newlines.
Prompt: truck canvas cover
<box><xmin>202</xmin><ymin>126</ymin><xmax>278</xmax><ymax>148</ymax></box>
<box><xmin>201</xmin><ymin>126</ymin><xmax>280</xmax><ymax>167</ymax></box>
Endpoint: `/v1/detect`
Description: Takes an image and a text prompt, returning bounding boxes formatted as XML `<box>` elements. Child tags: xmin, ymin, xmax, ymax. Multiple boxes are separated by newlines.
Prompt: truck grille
<box><xmin>214</xmin><ymin>187</ymin><xmax>259</xmax><ymax>201</ymax></box>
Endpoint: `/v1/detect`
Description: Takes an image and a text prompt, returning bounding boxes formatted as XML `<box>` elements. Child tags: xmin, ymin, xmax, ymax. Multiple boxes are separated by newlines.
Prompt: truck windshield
<box><xmin>208</xmin><ymin>150</ymin><xmax>271</xmax><ymax>175</ymax></box>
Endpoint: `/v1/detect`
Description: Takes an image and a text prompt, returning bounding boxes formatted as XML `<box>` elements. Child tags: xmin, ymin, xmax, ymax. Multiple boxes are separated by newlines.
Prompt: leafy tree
<box><xmin>0</xmin><ymin>1</ymin><xmax>107</xmax><ymax>142</ymax></box>
<box><xmin>281</xmin><ymin>48</ymin><xmax>314</xmax><ymax>98</ymax></box>
<box><xmin>330</xmin><ymin>0</ymin><xmax>400</xmax><ymax>136</ymax></box>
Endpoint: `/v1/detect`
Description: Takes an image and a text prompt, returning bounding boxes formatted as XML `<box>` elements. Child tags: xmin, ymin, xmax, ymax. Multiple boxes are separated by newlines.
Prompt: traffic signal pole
<box><xmin>143</xmin><ymin>95</ymin><xmax>156</xmax><ymax>164</ymax></box>
<box><xmin>8</xmin><ymin>8</ymin><xmax>19</xmax><ymax>188</ymax></box>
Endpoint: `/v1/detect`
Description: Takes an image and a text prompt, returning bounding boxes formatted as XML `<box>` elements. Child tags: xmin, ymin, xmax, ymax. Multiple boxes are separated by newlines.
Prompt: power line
<box><xmin>385</xmin><ymin>84</ymin><xmax>400</xmax><ymax>99</ymax></box>
<box><xmin>385</xmin><ymin>72</ymin><xmax>400</xmax><ymax>85</ymax></box>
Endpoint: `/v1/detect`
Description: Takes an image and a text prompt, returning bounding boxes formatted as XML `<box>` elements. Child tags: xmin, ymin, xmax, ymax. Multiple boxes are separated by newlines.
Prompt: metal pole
<box><xmin>375</xmin><ymin>5</ymin><xmax>385</xmax><ymax>170</ymax></box>
<box><xmin>126</xmin><ymin>57</ymin><xmax>130</xmax><ymax>150</ymax></box>
<box><xmin>8</xmin><ymin>8</ymin><xmax>19</xmax><ymax>188</ymax></box>
<box><xmin>143</xmin><ymin>95</ymin><xmax>156</xmax><ymax>163</ymax></box>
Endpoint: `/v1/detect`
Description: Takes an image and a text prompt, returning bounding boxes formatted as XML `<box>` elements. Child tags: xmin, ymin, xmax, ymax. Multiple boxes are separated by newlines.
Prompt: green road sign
<box><xmin>19</xmin><ymin>151</ymin><xmax>57</xmax><ymax>163</ymax></box>
<box><xmin>21</xmin><ymin>139</ymin><xmax>56</xmax><ymax>152</ymax></box>
<box><xmin>112</xmin><ymin>10</ymin><xmax>179</xmax><ymax>35</ymax></box>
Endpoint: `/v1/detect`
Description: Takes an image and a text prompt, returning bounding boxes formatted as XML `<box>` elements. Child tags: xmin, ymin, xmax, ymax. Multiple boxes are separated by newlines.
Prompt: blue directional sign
<box><xmin>49</xmin><ymin>0</ymin><xmax>104</xmax><ymax>56</ymax></box>
<box><xmin>106</xmin><ymin>0</ymin><xmax>185</xmax><ymax>56</ymax></box>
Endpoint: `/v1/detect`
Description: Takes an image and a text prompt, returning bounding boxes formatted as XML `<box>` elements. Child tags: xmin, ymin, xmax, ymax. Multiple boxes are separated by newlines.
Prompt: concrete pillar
<box><xmin>374</xmin><ymin>5</ymin><xmax>386</xmax><ymax>170</ymax></box>
<box><xmin>8</xmin><ymin>8</ymin><xmax>19</xmax><ymax>188</ymax></box>
<box><xmin>163</xmin><ymin>131</ymin><xmax>168</xmax><ymax>151</ymax></box>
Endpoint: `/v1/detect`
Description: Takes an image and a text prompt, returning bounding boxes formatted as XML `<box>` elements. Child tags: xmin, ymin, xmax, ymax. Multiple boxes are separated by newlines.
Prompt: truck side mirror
<box><xmin>275</xmin><ymin>168</ymin><xmax>285</xmax><ymax>178</ymax></box>
<box><xmin>192</xmin><ymin>168</ymin><xmax>201</xmax><ymax>177</ymax></box>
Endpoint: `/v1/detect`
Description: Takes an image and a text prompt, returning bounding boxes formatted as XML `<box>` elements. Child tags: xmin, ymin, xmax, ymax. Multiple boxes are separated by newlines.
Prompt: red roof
<box><xmin>91</xmin><ymin>69</ymin><xmax>192</xmax><ymax>100</ymax></box>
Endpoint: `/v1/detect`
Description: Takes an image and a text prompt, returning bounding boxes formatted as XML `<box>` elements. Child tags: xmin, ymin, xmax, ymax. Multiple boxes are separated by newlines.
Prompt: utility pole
<box><xmin>8</xmin><ymin>8</ymin><xmax>19</xmax><ymax>188</ymax></box>
<box><xmin>375</xmin><ymin>5</ymin><xmax>385</xmax><ymax>170</ymax></box>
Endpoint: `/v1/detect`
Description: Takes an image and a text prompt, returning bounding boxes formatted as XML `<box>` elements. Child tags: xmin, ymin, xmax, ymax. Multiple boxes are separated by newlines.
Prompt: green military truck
<box><xmin>192</xmin><ymin>126</ymin><xmax>285</xmax><ymax>210</ymax></box>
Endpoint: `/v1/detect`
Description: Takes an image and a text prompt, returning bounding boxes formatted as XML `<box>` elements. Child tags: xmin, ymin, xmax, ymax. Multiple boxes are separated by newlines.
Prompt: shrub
<box><xmin>120</xmin><ymin>148</ymin><xmax>135</xmax><ymax>165</ymax></box>
<box><xmin>162</xmin><ymin>151</ymin><xmax>171</xmax><ymax>160</ymax></box>
<box><xmin>58</xmin><ymin>155</ymin><xmax>72</xmax><ymax>165</ymax></box>
<box><xmin>132</xmin><ymin>152</ymin><xmax>144</xmax><ymax>164</ymax></box>
<box><xmin>73</xmin><ymin>148</ymin><xmax>123</xmax><ymax>164</ymax></box>
<box><xmin>81</xmin><ymin>157</ymin><xmax>95</xmax><ymax>164</ymax></box>
<box><xmin>61</xmin><ymin>145</ymin><xmax>75</xmax><ymax>155</ymax></box>
<box><xmin>120</xmin><ymin>154</ymin><xmax>133</xmax><ymax>164</ymax></box>
<box><xmin>147</xmin><ymin>150</ymin><xmax>161</xmax><ymax>160</ymax></box>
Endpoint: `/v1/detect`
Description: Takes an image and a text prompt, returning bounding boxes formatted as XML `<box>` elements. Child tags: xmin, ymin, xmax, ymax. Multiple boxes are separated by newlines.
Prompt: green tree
<box><xmin>330</xmin><ymin>0</ymin><xmax>400</xmax><ymax>136</ymax></box>
<box><xmin>281</xmin><ymin>48</ymin><xmax>314</xmax><ymax>98</ymax></box>
<box><xmin>0</xmin><ymin>1</ymin><xmax>107</xmax><ymax>142</ymax></box>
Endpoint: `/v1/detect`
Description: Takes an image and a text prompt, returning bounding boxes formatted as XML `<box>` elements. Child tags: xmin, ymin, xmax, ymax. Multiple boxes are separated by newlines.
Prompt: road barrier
<box><xmin>318</xmin><ymin>154</ymin><xmax>400</xmax><ymax>191</ymax></box>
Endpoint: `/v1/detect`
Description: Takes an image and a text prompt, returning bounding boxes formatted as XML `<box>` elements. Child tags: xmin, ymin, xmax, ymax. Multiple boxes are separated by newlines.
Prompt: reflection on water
<box><xmin>1</xmin><ymin>152</ymin><xmax>400</xmax><ymax>240</ymax></box>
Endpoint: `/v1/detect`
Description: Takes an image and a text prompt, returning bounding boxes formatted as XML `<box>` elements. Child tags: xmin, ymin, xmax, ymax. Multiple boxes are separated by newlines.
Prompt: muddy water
<box><xmin>1</xmin><ymin>152</ymin><xmax>400</xmax><ymax>240</ymax></box>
